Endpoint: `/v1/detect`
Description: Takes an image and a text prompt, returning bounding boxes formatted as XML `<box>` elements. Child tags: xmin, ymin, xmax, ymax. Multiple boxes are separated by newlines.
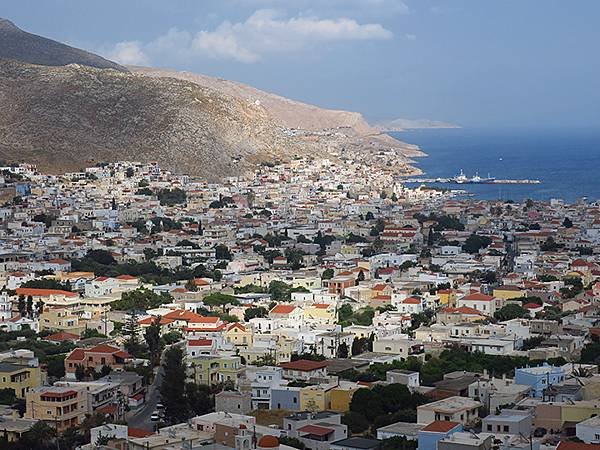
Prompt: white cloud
<box><xmin>103</xmin><ymin>9</ymin><xmax>392</xmax><ymax>65</ymax></box>
<box><xmin>105</xmin><ymin>41</ymin><xmax>149</xmax><ymax>66</ymax></box>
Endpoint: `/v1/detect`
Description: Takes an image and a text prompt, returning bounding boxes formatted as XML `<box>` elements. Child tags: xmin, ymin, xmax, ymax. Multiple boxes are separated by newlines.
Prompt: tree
<box><xmin>125</xmin><ymin>167</ymin><xmax>134</xmax><ymax>177</ymax></box>
<box><xmin>563</xmin><ymin>217</ymin><xmax>573</xmax><ymax>228</ymax></box>
<box><xmin>215</xmin><ymin>244</ymin><xmax>233</xmax><ymax>261</ymax></box>
<box><xmin>160</xmin><ymin>346</ymin><xmax>189</xmax><ymax>423</ymax></box>
<box><xmin>365</xmin><ymin>211</ymin><xmax>375</xmax><ymax>221</ymax></box>
<box><xmin>244</xmin><ymin>307</ymin><xmax>268</xmax><ymax>322</ymax></box>
<box><xmin>279</xmin><ymin>436</ymin><xmax>306</xmax><ymax>449</ymax></box>
<box><xmin>157</xmin><ymin>188</ymin><xmax>186</xmax><ymax>206</ymax></box>
<box><xmin>87</xmin><ymin>249</ymin><xmax>117</xmax><ymax>265</ymax></box>
<box><xmin>356</xmin><ymin>270</ymin><xmax>365</xmax><ymax>285</ymax></box>
<box><xmin>337</xmin><ymin>342</ymin><xmax>349</xmax><ymax>358</ymax></box>
<box><xmin>493</xmin><ymin>304</ymin><xmax>528</xmax><ymax>321</ymax></box>
<box><xmin>75</xmin><ymin>364</ymin><xmax>86</xmax><ymax>381</ymax></box>
<box><xmin>185</xmin><ymin>382</ymin><xmax>214</xmax><ymax>416</ymax></box>
<box><xmin>17</xmin><ymin>296</ymin><xmax>26</xmax><ymax>317</ymax></box>
<box><xmin>342</xmin><ymin>411</ymin><xmax>370</xmax><ymax>433</ymax></box>
<box><xmin>463</xmin><ymin>234</ymin><xmax>492</xmax><ymax>254</ymax></box>
<box><xmin>123</xmin><ymin>310</ymin><xmax>144</xmax><ymax>357</ymax></box>
<box><xmin>145</xmin><ymin>316</ymin><xmax>163</xmax><ymax>361</ymax></box>
<box><xmin>100</xmin><ymin>365</ymin><xmax>112</xmax><ymax>378</ymax></box>
<box><xmin>321</xmin><ymin>268</ymin><xmax>334</xmax><ymax>280</ymax></box>
<box><xmin>26</xmin><ymin>296</ymin><xmax>33</xmax><ymax>318</ymax></box>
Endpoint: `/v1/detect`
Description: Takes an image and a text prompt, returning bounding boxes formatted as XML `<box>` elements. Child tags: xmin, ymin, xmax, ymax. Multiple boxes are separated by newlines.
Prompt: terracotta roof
<box><xmin>228</xmin><ymin>322</ymin><xmax>247</xmax><ymax>331</ymax></box>
<box><xmin>421</xmin><ymin>420</ymin><xmax>461</xmax><ymax>433</ymax></box>
<box><xmin>297</xmin><ymin>424</ymin><xmax>334</xmax><ymax>437</ymax></box>
<box><xmin>372</xmin><ymin>284</ymin><xmax>389</xmax><ymax>291</ymax></box>
<box><xmin>16</xmin><ymin>288</ymin><xmax>77</xmax><ymax>298</ymax></box>
<box><xmin>523</xmin><ymin>303</ymin><xmax>542</xmax><ymax>309</ymax></box>
<box><xmin>280</xmin><ymin>359</ymin><xmax>328</xmax><ymax>371</ymax></box>
<box><xmin>270</xmin><ymin>304</ymin><xmax>296</xmax><ymax>315</ymax></box>
<box><xmin>461</xmin><ymin>293</ymin><xmax>495</xmax><ymax>301</ymax></box>
<box><xmin>45</xmin><ymin>331</ymin><xmax>79</xmax><ymax>342</ymax></box>
<box><xmin>48</xmin><ymin>258</ymin><xmax>69</xmax><ymax>264</ymax></box>
<box><xmin>557</xmin><ymin>443</ymin><xmax>600</xmax><ymax>450</ymax></box>
<box><xmin>312</xmin><ymin>303</ymin><xmax>331</xmax><ymax>309</ymax></box>
<box><xmin>115</xmin><ymin>274</ymin><xmax>137</xmax><ymax>280</ymax></box>
<box><xmin>138</xmin><ymin>316</ymin><xmax>175</xmax><ymax>325</ymax></box>
<box><xmin>88</xmin><ymin>344</ymin><xmax>121</xmax><ymax>354</ymax></box>
<box><xmin>188</xmin><ymin>339</ymin><xmax>213</xmax><ymax>347</ymax></box>
<box><xmin>128</xmin><ymin>427</ymin><xmax>155</xmax><ymax>438</ymax></box>
<box><xmin>440</xmin><ymin>306</ymin><xmax>483</xmax><ymax>316</ymax></box>
<box><xmin>403</xmin><ymin>297</ymin><xmax>421</xmax><ymax>304</ymax></box>
<box><xmin>65</xmin><ymin>348</ymin><xmax>86</xmax><ymax>361</ymax></box>
<box><xmin>257</xmin><ymin>436</ymin><xmax>279</xmax><ymax>448</ymax></box>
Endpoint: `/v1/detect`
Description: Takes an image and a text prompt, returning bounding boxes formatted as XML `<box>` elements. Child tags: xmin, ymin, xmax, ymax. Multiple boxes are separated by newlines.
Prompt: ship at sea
<box><xmin>452</xmin><ymin>170</ymin><xmax>496</xmax><ymax>184</ymax></box>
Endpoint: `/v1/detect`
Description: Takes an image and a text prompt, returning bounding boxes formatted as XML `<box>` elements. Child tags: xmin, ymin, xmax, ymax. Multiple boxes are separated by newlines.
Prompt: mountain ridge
<box><xmin>0</xmin><ymin>17</ymin><xmax>126</xmax><ymax>71</ymax></box>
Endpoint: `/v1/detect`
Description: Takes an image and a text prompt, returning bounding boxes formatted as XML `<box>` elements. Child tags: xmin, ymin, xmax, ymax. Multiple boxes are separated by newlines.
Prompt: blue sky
<box><xmin>3</xmin><ymin>0</ymin><xmax>599</xmax><ymax>127</ymax></box>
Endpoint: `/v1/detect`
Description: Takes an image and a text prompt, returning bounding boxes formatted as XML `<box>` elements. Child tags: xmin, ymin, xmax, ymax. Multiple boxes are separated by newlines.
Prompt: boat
<box><xmin>451</xmin><ymin>170</ymin><xmax>495</xmax><ymax>184</ymax></box>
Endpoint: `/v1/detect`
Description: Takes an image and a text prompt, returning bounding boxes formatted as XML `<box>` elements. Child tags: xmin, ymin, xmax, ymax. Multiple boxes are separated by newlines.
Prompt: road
<box><xmin>126</xmin><ymin>342</ymin><xmax>183</xmax><ymax>431</ymax></box>
<box><xmin>127</xmin><ymin>366</ymin><xmax>163</xmax><ymax>430</ymax></box>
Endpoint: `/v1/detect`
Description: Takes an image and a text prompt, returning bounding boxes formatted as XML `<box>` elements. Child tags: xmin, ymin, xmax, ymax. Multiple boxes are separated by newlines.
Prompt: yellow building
<box><xmin>330</xmin><ymin>384</ymin><xmax>360</xmax><ymax>412</ymax></box>
<box><xmin>304</xmin><ymin>303</ymin><xmax>336</xmax><ymax>325</ymax></box>
<box><xmin>0</xmin><ymin>362</ymin><xmax>43</xmax><ymax>398</ymax></box>
<box><xmin>300</xmin><ymin>385</ymin><xmax>332</xmax><ymax>412</ymax></box>
<box><xmin>561</xmin><ymin>400</ymin><xmax>600</xmax><ymax>424</ymax></box>
<box><xmin>24</xmin><ymin>386</ymin><xmax>88</xmax><ymax>431</ymax></box>
<box><xmin>493</xmin><ymin>286</ymin><xmax>525</xmax><ymax>300</ymax></box>
<box><xmin>437</xmin><ymin>289</ymin><xmax>457</xmax><ymax>306</ymax></box>
<box><xmin>188</xmin><ymin>355</ymin><xmax>243</xmax><ymax>387</ymax></box>
<box><xmin>224</xmin><ymin>323</ymin><xmax>253</xmax><ymax>349</ymax></box>
<box><xmin>40</xmin><ymin>308</ymin><xmax>85</xmax><ymax>335</ymax></box>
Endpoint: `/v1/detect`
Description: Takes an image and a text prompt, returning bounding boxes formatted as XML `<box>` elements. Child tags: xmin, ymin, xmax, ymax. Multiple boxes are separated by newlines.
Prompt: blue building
<box><xmin>514</xmin><ymin>363</ymin><xmax>566</xmax><ymax>398</ymax></box>
<box><xmin>418</xmin><ymin>421</ymin><xmax>463</xmax><ymax>450</ymax></box>
<box><xmin>270</xmin><ymin>386</ymin><xmax>301</xmax><ymax>410</ymax></box>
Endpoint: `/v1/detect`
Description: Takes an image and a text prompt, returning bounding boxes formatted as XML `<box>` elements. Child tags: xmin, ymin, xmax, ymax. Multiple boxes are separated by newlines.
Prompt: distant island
<box><xmin>374</xmin><ymin>118</ymin><xmax>461</xmax><ymax>131</ymax></box>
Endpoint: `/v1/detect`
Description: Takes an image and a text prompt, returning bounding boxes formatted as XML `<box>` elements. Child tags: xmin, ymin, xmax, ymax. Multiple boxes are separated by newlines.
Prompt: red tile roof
<box><xmin>128</xmin><ymin>427</ymin><xmax>155</xmax><ymax>438</ymax></box>
<box><xmin>45</xmin><ymin>331</ymin><xmax>80</xmax><ymax>342</ymax></box>
<box><xmin>297</xmin><ymin>424</ymin><xmax>334</xmax><ymax>437</ymax></box>
<box><xmin>65</xmin><ymin>348</ymin><xmax>86</xmax><ymax>361</ymax></box>
<box><xmin>557</xmin><ymin>443</ymin><xmax>600</xmax><ymax>450</ymax></box>
<box><xmin>523</xmin><ymin>303</ymin><xmax>542</xmax><ymax>309</ymax></box>
<box><xmin>270</xmin><ymin>304</ymin><xmax>296</xmax><ymax>315</ymax></box>
<box><xmin>16</xmin><ymin>288</ymin><xmax>77</xmax><ymax>298</ymax></box>
<box><xmin>461</xmin><ymin>293</ymin><xmax>495</xmax><ymax>301</ymax></box>
<box><xmin>403</xmin><ymin>297</ymin><xmax>421</xmax><ymax>304</ymax></box>
<box><xmin>440</xmin><ymin>306</ymin><xmax>483</xmax><ymax>316</ymax></box>
<box><xmin>422</xmin><ymin>421</ymin><xmax>461</xmax><ymax>433</ymax></box>
<box><xmin>116</xmin><ymin>274</ymin><xmax>137</xmax><ymax>280</ymax></box>
<box><xmin>280</xmin><ymin>359</ymin><xmax>328</xmax><ymax>371</ymax></box>
<box><xmin>188</xmin><ymin>339</ymin><xmax>213</xmax><ymax>347</ymax></box>
<box><xmin>88</xmin><ymin>344</ymin><xmax>121</xmax><ymax>354</ymax></box>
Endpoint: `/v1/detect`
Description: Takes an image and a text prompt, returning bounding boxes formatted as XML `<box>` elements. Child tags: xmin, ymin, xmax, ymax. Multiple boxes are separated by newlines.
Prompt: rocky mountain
<box><xmin>0</xmin><ymin>18</ymin><xmax>126</xmax><ymax>71</ymax></box>
<box><xmin>0</xmin><ymin>59</ymin><xmax>309</xmax><ymax>180</ymax></box>
<box><xmin>0</xmin><ymin>18</ymin><xmax>424</xmax><ymax>179</ymax></box>
<box><xmin>132</xmin><ymin>66</ymin><xmax>375</xmax><ymax>134</ymax></box>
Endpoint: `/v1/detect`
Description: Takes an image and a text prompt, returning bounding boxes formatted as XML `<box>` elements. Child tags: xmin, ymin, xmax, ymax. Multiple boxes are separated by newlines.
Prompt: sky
<box><xmin>3</xmin><ymin>0</ymin><xmax>600</xmax><ymax>127</ymax></box>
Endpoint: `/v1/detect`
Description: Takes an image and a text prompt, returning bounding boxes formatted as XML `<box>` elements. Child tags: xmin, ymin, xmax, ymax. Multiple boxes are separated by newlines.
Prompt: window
<box><xmin>487</xmin><ymin>425</ymin><xmax>492</xmax><ymax>431</ymax></box>
<box><xmin>503</xmin><ymin>426</ymin><xmax>509</xmax><ymax>432</ymax></box>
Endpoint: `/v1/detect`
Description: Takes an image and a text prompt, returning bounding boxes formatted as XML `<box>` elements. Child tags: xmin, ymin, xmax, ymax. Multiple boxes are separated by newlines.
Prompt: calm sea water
<box><xmin>393</xmin><ymin>127</ymin><xmax>600</xmax><ymax>203</ymax></box>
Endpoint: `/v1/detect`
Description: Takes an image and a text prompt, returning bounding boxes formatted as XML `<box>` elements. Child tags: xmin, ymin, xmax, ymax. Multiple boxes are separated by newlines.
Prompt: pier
<box><xmin>401</xmin><ymin>177</ymin><xmax>541</xmax><ymax>185</ymax></box>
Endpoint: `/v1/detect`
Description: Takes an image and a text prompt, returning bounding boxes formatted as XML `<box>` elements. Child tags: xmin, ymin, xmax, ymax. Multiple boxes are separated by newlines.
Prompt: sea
<box><xmin>392</xmin><ymin>127</ymin><xmax>600</xmax><ymax>203</ymax></box>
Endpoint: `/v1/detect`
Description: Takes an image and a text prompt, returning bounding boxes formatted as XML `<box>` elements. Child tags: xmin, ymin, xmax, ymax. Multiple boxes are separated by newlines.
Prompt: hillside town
<box><xmin>0</xmin><ymin>160</ymin><xmax>599</xmax><ymax>450</ymax></box>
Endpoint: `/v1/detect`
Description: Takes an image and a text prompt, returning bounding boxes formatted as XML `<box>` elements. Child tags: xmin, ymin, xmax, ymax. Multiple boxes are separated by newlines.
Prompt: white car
<box><xmin>156</xmin><ymin>403</ymin><xmax>165</xmax><ymax>410</ymax></box>
<box><xmin>150</xmin><ymin>412</ymin><xmax>160</xmax><ymax>421</ymax></box>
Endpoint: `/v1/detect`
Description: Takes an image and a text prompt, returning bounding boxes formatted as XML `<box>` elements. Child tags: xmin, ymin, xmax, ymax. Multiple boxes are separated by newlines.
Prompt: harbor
<box><xmin>401</xmin><ymin>170</ymin><xmax>541</xmax><ymax>185</ymax></box>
